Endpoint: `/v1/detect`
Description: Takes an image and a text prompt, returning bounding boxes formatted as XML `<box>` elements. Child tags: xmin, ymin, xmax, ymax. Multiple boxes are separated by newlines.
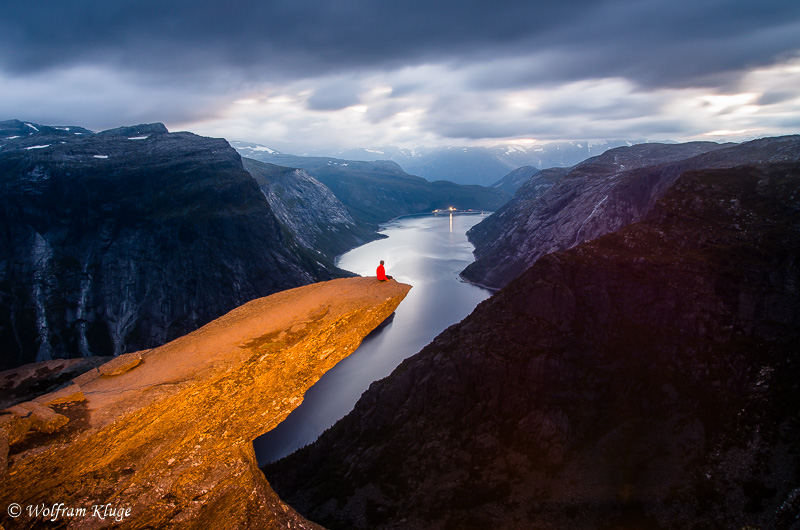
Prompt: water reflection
<box><xmin>254</xmin><ymin>213</ymin><xmax>491</xmax><ymax>464</ymax></box>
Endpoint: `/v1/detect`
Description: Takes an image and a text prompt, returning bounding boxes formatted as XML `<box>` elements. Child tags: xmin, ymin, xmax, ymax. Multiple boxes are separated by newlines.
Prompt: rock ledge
<box><xmin>0</xmin><ymin>277</ymin><xmax>410</xmax><ymax>529</ymax></box>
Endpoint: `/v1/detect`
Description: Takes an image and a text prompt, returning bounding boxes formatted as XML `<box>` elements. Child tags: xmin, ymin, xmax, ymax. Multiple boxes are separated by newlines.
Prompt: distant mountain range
<box><xmin>233</xmin><ymin>140</ymin><xmax>649</xmax><ymax>186</ymax></box>
<box><xmin>231</xmin><ymin>146</ymin><xmax>511</xmax><ymax>227</ymax></box>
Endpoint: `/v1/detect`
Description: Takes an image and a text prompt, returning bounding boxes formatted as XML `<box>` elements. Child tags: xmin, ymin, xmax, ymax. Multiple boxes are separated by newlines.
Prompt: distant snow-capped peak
<box><xmin>230</xmin><ymin>140</ymin><xmax>280</xmax><ymax>155</ymax></box>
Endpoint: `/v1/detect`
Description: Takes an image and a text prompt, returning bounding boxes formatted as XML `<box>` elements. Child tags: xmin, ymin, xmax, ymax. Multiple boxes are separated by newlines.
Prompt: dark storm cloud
<box><xmin>2</xmin><ymin>0</ymin><xmax>799</xmax><ymax>90</ymax></box>
<box><xmin>4</xmin><ymin>0</ymin><xmax>799</xmax><ymax>147</ymax></box>
<box><xmin>1</xmin><ymin>0</ymin><xmax>587</xmax><ymax>77</ymax></box>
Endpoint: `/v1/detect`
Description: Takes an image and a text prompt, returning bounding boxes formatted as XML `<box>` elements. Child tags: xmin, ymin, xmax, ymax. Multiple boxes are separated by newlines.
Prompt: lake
<box><xmin>254</xmin><ymin>213</ymin><xmax>492</xmax><ymax>464</ymax></box>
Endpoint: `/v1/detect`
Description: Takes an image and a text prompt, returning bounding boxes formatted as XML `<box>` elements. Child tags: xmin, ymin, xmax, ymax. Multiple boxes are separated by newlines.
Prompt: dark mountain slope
<box><xmin>0</xmin><ymin>122</ymin><xmax>340</xmax><ymax>369</ymax></box>
<box><xmin>462</xmin><ymin>140</ymin><xmax>740</xmax><ymax>289</ymax></box>
<box><xmin>265</xmin><ymin>156</ymin><xmax>800</xmax><ymax>529</ymax></box>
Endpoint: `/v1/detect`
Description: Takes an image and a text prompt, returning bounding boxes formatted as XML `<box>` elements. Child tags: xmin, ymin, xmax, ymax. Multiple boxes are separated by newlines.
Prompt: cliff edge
<box><xmin>0</xmin><ymin>277</ymin><xmax>410</xmax><ymax>529</ymax></box>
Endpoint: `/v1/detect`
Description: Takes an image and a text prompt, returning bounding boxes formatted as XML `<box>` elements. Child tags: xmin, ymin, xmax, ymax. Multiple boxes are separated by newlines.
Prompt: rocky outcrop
<box><xmin>462</xmin><ymin>140</ymin><xmax>748</xmax><ymax>289</ymax></box>
<box><xmin>265</xmin><ymin>154</ymin><xmax>800</xmax><ymax>528</ymax></box>
<box><xmin>243</xmin><ymin>158</ymin><xmax>380</xmax><ymax>266</ymax></box>
<box><xmin>0</xmin><ymin>121</ymin><xmax>343</xmax><ymax>369</ymax></box>
<box><xmin>0</xmin><ymin>277</ymin><xmax>410</xmax><ymax>529</ymax></box>
<box><xmin>237</xmin><ymin>151</ymin><xmax>511</xmax><ymax>227</ymax></box>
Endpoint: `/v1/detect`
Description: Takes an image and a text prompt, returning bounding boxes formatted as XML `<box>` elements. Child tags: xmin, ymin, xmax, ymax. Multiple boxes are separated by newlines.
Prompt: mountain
<box><xmin>243</xmin><ymin>158</ymin><xmax>380</xmax><ymax>268</ymax></box>
<box><xmin>233</xmin><ymin>140</ymin><xmax>646</xmax><ymax>186</ymax></box>
<box><xmin>0</xmin><ymin>120</ymin><xmax>343</xmax><ymax>370</ymax></box>
<box><xmin>461</xmin><ymin>140</ymin><xmax>752</xmax><ymax>289</ymax></box>
<box><xmin>230</xmin><ymin>140</ymin><xmax>282</xmax><ymax>157</ymax></box>
<box><xmin>231</xmin><ymin>149</ymin><xmax>511</xmax><ymax>227</ymax></box>
<box><xmin>264</xmin><ymin>138</ymin><xmax>800</xmax><ymax>529</ymax></box>
<box><xmin>392</xmin><ymin>143</ymin><xmax>633</xmax><ymax>186</ymax></box>
<box><xmin>398</xmin><ymin>146</ymin><xmax>528</xmax><ymax>186</ymax></box>
<box><xmin>491</xmin><ymin>165</ymin><xmax>568</xmax><ymax>196</ymax></box>
<box><xmin>0</xmin><ymin>119</ymin><xmax>94</xmax><ymax>139</ymax></box>
<box><xmin>490</xmin><ymin>165</ymin><xmax>537</xmax><ymax>194</ymax></box>
<box><xmin>0</xmin><ymin>277</ymin><xmax>411</xmax><ymax>528</ymax></box>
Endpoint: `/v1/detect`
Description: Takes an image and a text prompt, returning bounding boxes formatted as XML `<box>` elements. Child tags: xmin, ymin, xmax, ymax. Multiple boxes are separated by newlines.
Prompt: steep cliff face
<box><xmin>243</xmin><ymin>158</ymin><xmax>380</xmax><ymax>266</ymax></box>
<box><xmin>0</xmin><ymin>277</ymin><xmax>410</xmax><ymax>529</ymax></box>
<box><xmin>0</xmin><ymin>121</ymin><xmax>341</xmax><ymax>369</ymax></box>
<box><xmin>462</xmin><ymin>140</ymin><xmax>751</xmax><ymax>289</ymax></box>
<box><xmin>266</xmin><ymin>157</ymin><xmax>800</xmax><ymax>528</ymax></box>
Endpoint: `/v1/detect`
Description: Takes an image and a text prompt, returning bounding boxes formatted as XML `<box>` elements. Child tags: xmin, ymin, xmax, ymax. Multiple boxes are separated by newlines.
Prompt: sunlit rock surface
<box><xmin>0</xmin><ymin>277</ymin><xmax>410</xmax><ymax>529</ymax></box>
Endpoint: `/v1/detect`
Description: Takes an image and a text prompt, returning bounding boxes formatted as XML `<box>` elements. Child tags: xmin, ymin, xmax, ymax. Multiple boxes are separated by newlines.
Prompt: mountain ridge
<box><xmin>460</xmin><ymin>138</ymin><xmax>795</xmax><ymax>289</ymax></box>
<box><xmin>233</xmin><ymin>139</ymin><xmax>651</xmax><ymax>186</ymax></box>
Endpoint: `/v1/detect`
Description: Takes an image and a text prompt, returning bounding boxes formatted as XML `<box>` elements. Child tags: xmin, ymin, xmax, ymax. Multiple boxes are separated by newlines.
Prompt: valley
<box><xmin>255</xmin><ymin>212</ymin><xmax>491</xmax><ymax>464</ymax></box>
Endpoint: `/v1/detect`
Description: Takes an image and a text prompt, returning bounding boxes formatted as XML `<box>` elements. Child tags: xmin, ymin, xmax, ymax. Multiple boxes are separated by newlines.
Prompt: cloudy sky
<box><xmin>2</xmin><ymin>0</ymin><xmax>800</xmax><ymax>152</ymax></box>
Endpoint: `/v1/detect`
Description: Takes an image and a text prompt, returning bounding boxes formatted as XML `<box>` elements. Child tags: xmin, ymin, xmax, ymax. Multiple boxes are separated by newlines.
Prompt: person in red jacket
<box><xmin>377</xmin><ymin>260</ymin><xmax>393</xmax><ymax>281</ymax></box>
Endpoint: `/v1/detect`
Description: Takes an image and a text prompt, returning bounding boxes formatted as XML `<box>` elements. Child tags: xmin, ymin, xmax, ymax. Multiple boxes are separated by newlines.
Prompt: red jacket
<box><xmin>377</xmin><ymin>264</ymin><xmax>388</xmax><ymax>281</ymax></box>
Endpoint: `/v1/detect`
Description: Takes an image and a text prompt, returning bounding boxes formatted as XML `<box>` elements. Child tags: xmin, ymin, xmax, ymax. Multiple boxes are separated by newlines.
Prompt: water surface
<box><xmin>254</xmin><ymin>213</ymin><xmax>491</xmax><ymax>464</ymax></box>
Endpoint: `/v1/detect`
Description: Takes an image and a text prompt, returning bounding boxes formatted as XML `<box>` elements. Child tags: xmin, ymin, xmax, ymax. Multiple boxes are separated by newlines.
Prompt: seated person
<box><xmin>377</xmin><ymin>260</ymin><xmax>393</xmax><ymax>281</ymax></box>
